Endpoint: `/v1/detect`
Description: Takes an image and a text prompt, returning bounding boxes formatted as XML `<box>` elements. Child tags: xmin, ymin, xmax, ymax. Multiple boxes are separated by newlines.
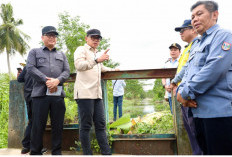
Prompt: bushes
<box><xmin>0</xmin><ymin>74</ymin><xmax>10</xmax><ymax>148</ymax></box>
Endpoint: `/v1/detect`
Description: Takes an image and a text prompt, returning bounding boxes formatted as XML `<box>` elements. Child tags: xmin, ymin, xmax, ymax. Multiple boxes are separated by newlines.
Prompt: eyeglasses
<box><xmin>180</xmin><ymin>28</ymin><xmax>191</xmax><ymax>33</ymax></box>
<box><xmin>89</xmin><ymin>35</ymin><xmax>102</xmax><ymax>41</ymax></box>
<box><xmin>44</xmin><ymin>33</ymin><xmax>58</xmax><ymax>38</ymax></box>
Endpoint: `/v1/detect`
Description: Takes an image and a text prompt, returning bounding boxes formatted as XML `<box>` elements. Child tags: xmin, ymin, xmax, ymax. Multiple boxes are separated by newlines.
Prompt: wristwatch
<box><xmin>163</xmin><ymin>84</ymin><xmax>166</xmax><ymax>88</ymax></box>
<box><xmin>94</xmin><ymin>57</ymin><xmax>98</xmax><ymax>63</ymax></box>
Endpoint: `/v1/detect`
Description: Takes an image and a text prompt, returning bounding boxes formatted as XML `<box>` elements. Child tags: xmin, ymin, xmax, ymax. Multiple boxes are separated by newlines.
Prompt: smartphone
<box><xmin>17</xmin><ymin>68</ymin><xmax>22</xmax><ymax>72</ymax></box>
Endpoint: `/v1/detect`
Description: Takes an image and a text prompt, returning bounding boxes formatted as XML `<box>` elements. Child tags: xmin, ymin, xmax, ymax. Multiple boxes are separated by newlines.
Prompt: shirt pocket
<box><xmin>194</xmin><ymin>44</ymin><xmax>209</xmax><ymax>67</ymax></box>
<box><xmin>36</xmin><ymin>54</ymin><xmax>47</xmax><ymax>67</ymax></box>
<box><xmin>55</xmin><ymin>55</ymin><xmax>64</xmax><ymax>68</ymax></box>
<box><xmin>226</xmin><ymin>66</ymin><xmax>232</xmax><ymax>90</ymax></box>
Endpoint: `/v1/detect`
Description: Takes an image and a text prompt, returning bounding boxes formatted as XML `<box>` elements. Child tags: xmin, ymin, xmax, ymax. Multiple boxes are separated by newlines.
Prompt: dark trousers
<box><xmin>181</xmin><ymin>106</ymin><xmax>202</xmax><ymax>155</ymax></box>
<box><xmin>22</xmin><ymin>98</ymin><xmax>33</xmax><ymax>149</ymax></box>
<box><xmin>113</xmin><ymin>96</ymin><xmax>123</xmax><ymax>121</ymax></box>
<box><xmin>194</xmin><ymin>117</ymin><xmax>232</xmax><ymax>155</ymax></box>
<box><xmin>76</xmin><ymin>99</ymin><xmax>111</xmax><ymax>155</ymax></box>
<box><xmin>30</xmin><ymin>96</ymin><xmax>66</xmax><ymax>155</ymax></box>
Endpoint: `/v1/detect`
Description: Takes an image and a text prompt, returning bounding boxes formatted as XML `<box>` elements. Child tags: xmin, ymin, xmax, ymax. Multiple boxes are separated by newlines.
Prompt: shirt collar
<box><xmin>84</xmin><ymin>43</ymin><xmax>98</xmax><ymax>53</ymax></box>
<box><xmin>42</xmin><ymin>46</ymin><xmax>56</xmax><ymax>52</ymax></box>
<box><xmin>192</xmin><ymin>36</ymin><xmax>200</xmax><ymax>43</ymax></box>
<box><xmin>202</xmin><ymin>24</ymin><xmax>219</xmax><ymax>37</ymax></box>
<box><xmin>171</xmin><ymin>57</ymin><xmax>179</xmax><ymax>63</ymax></box>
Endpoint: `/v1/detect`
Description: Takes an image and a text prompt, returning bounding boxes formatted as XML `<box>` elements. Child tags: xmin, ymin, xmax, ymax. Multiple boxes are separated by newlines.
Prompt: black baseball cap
<box><xmin>86</xmin><ymin>29</ymin><xmax>102</xmax><ymax>39</ymax></box>
<box><xmin>42</xmin><ymin>26</ymin><xmax>59</xmax><ymax>35</ymax></box>
<box><xmin>169</xmin><ymin>43</ymin><xmax>181</xmax><ymax>50</ymax></box>
<box><xmin>175</xmin><ymin>20</ymin><xmax>193</xmax><ymax>32</ymax></box>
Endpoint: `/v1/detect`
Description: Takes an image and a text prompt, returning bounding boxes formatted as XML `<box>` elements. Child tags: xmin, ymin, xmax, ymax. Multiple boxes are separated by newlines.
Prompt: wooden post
<box><xmin>172</xmin><ymin>96</ymin><xmax>192</xmax><ymax>154</ymax></box>
<box><xmin>8</xmin><ymin>80</ymin><xmax>27</xmax><ymax>148</ymax></box>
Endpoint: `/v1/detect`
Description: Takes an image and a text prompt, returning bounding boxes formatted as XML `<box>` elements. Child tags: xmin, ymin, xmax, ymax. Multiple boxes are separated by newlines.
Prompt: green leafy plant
<box><xmin>109</xmin><ymin>114</ymin><xmax>131</xmax><ymax>128</ymax></box>
<box><xmin>64</xmin><ymin>98</ymin><xmax>78</xmax><ymax>124</ymax></box>
<box><xmin>0</xmin><ymin>73</ymin><xmax>10</xmax><ymax>148</ymax></box>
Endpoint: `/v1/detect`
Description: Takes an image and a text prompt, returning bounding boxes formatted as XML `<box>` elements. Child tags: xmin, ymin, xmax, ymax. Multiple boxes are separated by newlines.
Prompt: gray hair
<box><xmin>191</xmin><ymin>1</ymin><xmax>218</xmax><ymax>13</ymax></box>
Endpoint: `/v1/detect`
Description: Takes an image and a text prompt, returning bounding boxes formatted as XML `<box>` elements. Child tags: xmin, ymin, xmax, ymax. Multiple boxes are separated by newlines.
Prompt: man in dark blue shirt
<box><xmin>27</xmin><ymin>26</ymin><xmax>70</xmax><ymax>155</ymax></box>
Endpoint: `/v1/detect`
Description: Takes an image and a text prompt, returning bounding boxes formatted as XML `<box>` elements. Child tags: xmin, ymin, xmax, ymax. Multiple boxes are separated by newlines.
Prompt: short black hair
<box><xmin>191</xmin><ymin>1</ymin><xmax>218</xmax><ymax>13</ymax></box>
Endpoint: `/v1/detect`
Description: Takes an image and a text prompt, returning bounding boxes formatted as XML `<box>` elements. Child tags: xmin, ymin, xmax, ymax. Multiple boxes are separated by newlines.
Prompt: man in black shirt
<box><xmin>17</xmin><ymin>65</ymin><xmax>33</xmax><ymax>154</ymax></box>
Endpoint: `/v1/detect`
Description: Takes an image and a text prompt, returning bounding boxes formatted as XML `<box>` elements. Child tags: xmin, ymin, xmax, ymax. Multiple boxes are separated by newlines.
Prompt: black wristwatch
<box><xmin>163</xmin><ymin>84</ymin><xmax>166</xmax><ymax>88</ymax></box>
<box><xmin>94</xmin><ymin>58</ymin><xmax>98</xmax><ymax>63</ymax></box>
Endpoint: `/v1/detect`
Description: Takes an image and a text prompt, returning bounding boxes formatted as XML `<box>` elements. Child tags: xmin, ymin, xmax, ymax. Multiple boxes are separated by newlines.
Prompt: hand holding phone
<box><xmin>17</xmin><ymin>68</ymin><xmax>22</xmax><ymax>73</ymax></box>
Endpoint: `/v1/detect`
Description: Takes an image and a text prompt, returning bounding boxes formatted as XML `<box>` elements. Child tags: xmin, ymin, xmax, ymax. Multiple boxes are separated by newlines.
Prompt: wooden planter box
<box><xmin>111</xmin><ymin>134</ymin><xmax>177</xmax><ymax>155</ymax></box>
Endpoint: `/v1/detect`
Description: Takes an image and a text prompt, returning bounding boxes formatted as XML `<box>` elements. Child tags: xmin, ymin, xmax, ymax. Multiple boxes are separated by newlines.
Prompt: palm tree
<box><xmin>0</xmin><ymin>3</ymin><xmax>30</xmax><ymax>79</ymax></box>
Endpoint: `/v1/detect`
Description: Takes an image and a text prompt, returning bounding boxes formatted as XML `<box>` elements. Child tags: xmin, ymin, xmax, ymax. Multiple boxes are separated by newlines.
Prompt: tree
<box><xmin>0</xmin><ymin>3</ymin><xmax>30</xmax><ymax>79</ymax></box>
<box><xmin>124</xmin><ymin>79</ymin><xmax>146</xmax><ymax>101</ymax></box>
<box><xmin>153</xmin><ymin>79</ymin><xmax>165</xmax><ymax>101</ymax></box>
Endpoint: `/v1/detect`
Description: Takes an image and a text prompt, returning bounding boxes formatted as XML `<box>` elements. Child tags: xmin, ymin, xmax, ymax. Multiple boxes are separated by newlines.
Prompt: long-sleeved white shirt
<box><xmin>74</xmin><ymin>44</ymin><xmax>114</xmax><ymax>99</ymax></box>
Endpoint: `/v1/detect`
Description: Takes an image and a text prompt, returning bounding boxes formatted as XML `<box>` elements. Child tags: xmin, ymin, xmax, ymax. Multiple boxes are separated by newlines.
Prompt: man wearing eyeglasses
<box><xmin>27</xmin><ymin>26</ymin><xmax>70</xmax><ymax>155</ymax></box>
<box><xmin>170</xmin><ymin>20</ymin><xmax>202</xmax><ymax>155</ymax></box>
<box><xmin>74</xmin><ymin>29</ymin><xmax>118</xmax><ymax>155</ymax></box>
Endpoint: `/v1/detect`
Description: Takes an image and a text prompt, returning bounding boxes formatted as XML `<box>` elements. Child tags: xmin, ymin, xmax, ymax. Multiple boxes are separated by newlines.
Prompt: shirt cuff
<box><xmin>181</xmin><ymin>84</ymin><xmax>196</xmax><ymax>100</ymax></box>
<box><xmin>90</xmin><ymin>59</ymin><xmax>97</xmax><ymax>67</ymax></box>
<box><xmin>171</xmin><ymin>78</ymin><xmax>177</xmax><ymax>84</ymax></box>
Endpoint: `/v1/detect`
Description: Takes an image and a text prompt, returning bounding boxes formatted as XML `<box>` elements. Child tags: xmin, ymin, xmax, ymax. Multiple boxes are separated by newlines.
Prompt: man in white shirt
<box><xmin>162</xmin><ymin>43</ymin><xmax>181</xmax><ymax>114</ymax></box>
<box><xmin>112</xmin><ymin>80</ymin><xmax>126</xmax><ymax>121</ymax></box>
<box><xmin>74</xmin><ymin>29</ymin><xmax>119</xmax><ymax>155</ymax></box>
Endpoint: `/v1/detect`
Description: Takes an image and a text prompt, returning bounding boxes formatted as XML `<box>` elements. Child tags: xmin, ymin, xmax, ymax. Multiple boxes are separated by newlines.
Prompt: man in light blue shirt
<box><xmin>112</xmin><ymin>80</ymin><xmax>126</xmax><ymax>121</ymax></box>
<box><xmin>177</xmin><ymin>1</ymin><xmax>232</xmax><ymax>155</ymax></box>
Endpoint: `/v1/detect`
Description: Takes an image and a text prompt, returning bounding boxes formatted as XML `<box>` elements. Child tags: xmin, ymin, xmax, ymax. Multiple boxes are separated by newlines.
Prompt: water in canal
<box><xmin>136</xmin><ymin>98</ymin><xmax>155</xmax><ymax>115</ymax></box>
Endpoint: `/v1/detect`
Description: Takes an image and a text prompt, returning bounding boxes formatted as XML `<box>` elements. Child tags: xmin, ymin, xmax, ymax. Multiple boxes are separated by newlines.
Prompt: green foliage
<box><xmin>109</xmin><ymin>114</ymin><xmax>131</xmax><ymax>128</ymax></box>
<box><xmin>0</xmin><ymin>73</ymin><xmax>10</xmax><ymax>148</ymax></box>
<box><xmin>64</xmin><ymin>82</ymin><xmax>75</xmax><ymax>101</ymax></box>
<box><xmin>56</xmin><ymin>12</ymin><xmax>89</xmax><ymax>73</ymax></box>
<box><xmin>0</xmin><ymin>3</ymin><xmax>30</xmax><ymax>79</ymax></box>
<box><xmin>107</xmin><ymin>81</ymin><xmax>113</xmax><ymax>105</ymax></box>
<box><xmin>154</xmin><ymin>100</ymin><xmax>170</xmax><ymax>112</ymax></box>
<box><xmin>64</xmin><ymin>98</ymin><xmax>77</xmax><ymax>124</ymax></box>
<box><xmin>145</xmin><ymin>89</ymin><xmax>154</xmax><ymax>98</ymax></box>
<box><xmin>103</xmin><ymin>59</ymin><xmax>120</xmax><ymax>69</ymax></box>
<box><xmin>153</xmin><ymin>79</ymin><xmax>165</xmax><ymax>101</ymax></box>
<box><xmin>109</xmin><ymin>99</ymin><xmax>174</xmax><ymax>135</ymax></box>
<box><xmin>124</xmin><ymin>79</ymin><xmax>146</xmax><ymax>101</ymax></box>
<box><xmin>135</xmin><ymin>111</ymin><xmax>174</xmax><ymax>134</ymax></box>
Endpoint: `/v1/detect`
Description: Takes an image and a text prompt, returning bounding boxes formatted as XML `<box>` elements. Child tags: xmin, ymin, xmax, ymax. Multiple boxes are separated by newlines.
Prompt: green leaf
<box><xmin>109</xmin><ymin>114</ymin><xmax>130</xmax><ymax>128</ymax></box>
